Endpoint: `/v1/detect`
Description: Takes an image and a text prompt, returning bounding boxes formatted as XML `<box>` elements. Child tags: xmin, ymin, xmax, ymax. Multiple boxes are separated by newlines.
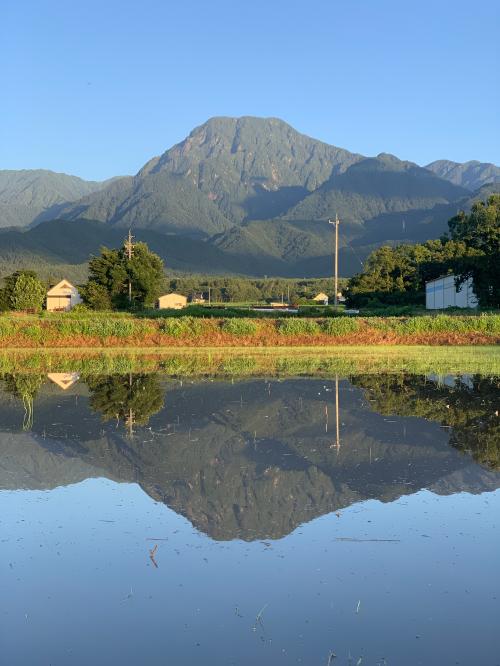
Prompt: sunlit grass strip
<box><xmin>0</xmin><ymin>313</ymin><xmax>499</xmax><ymax>346</ymax></box>
<box><xmin>0</xmin><ymin>346</ymin><xmax>498</xmax><ymax>377</ymax></box>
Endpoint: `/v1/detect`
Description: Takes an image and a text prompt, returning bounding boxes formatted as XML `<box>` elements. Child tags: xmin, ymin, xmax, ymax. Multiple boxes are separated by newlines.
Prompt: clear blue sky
<box><xmin>2</xmin><ymin>0</ymin><xmax>499</xmax><ymax>180</ymax></box>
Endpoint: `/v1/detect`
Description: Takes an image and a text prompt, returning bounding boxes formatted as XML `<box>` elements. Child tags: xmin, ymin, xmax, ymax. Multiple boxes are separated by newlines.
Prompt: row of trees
<box><xmin>348</xmin><ymin>195</ymin><xmax>500</xmax><ymax>308</ymax></box>
<box><xmin>0</xmin><ymin>235</ymin><xmax>346</xmax><ymax>312</ymax></box>
<box><xmin>2</xmin><ymin>195</ymin><xmax>497</xmax><ymax>312</ymax></box>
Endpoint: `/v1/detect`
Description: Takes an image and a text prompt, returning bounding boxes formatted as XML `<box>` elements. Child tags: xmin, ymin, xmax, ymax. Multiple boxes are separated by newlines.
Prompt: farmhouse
<box><xmin>157</xmin><ymin>293</ymin><xmax>187</xmax><ymax>309</ymax></box>
<box><xmin>425</xmin><ymin>274</ymin><xmax>478</xmax><ymax>310</ymax></box>
<box><xmin>312</xmin><ymin>292</ymin><xmax>329</xmax><ymax>305</ymax></box>
<box><xmin>46</xmin><ymin>280</ymin><xmax>82</xmax><ymax>312</ymax></box>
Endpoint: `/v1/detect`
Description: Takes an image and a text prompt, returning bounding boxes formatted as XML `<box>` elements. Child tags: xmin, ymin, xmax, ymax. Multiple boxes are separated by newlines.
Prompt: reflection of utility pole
<box><xmin>125</xmin><ymin>372</ymin><xmax>135</xmax><ymax>437</ymax></box>
<box><xmin>329</xmin><ymin>215</ymin><xmax>340</xmax><ymax>307</ymax></box>
<box><xmin>125</xmin><ymin>407</ymin><xmax>135</xmax><ymax>438</ymax></box>
<box><xmin>124</xmin><ymin>229</ymin><xmax>135</xmax><ymax>304</ymax></box>
<box><xmin>335</xmin><ymin>374</ymin><xmax>340</xmax><ymax>452</ymax></box>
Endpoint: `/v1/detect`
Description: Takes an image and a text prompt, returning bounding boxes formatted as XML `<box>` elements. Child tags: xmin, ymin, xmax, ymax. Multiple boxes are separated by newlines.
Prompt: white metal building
<box><xmin>425</xmin><ymin>274</ymin><xmax>478</xmax><ymax>310</ymax></box>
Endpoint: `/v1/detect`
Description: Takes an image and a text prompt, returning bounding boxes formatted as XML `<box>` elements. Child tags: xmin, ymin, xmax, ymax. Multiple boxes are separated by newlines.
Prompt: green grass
<box><xmin>0</xmin><ymin>312</ymin><xmax>499</xmax><ymax>344</ymax></box>
<box><xmin>278</xmin><ymin>319</ymin><xmax>321</xmax><ymax>335</ymax></box>
<box><xmin>159</xmin><ymin>316</ymin><xmax>204</xmax><ymax>337</ymax></box>
<box><xmin>321</xmin><ymin>317</ymin><xmax>360</xmax><ymax>336</ymax></box>
<box><xmin>221</xmin><ymin>318</ymin><xmax>258</xmax><ymax>336</ymax></box>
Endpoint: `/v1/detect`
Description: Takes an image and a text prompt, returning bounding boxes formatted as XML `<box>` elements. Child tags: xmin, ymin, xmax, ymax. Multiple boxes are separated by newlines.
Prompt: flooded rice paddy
<box><xmin>0</xmin><ymin>367</ymin><xmax>499</xmax><ymax>665</ymax></box>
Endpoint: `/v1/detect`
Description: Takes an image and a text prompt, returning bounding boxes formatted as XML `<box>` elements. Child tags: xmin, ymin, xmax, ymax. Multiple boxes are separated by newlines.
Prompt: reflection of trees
<box><xmin>1</xmin><ymin>374</ymin><xmax>45</xmax><ymax>430</ymax></box>
<box><xmin>353</xmin><ymin>374</ymin><xmax>500</xmax><ymax>470</ymax></box>
<box><xmin>86</xmin><ymin>374</ymin><xmax>164</xmax><ymax>433</ymax></box>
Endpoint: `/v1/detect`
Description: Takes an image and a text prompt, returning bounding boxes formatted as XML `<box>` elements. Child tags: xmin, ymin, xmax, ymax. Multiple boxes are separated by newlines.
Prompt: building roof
<box><xmin>313</xmin><ymin>292</ymin><xmax>329</xmax><ymax>300</ymax></box>
<box><xmin>425</xmin><ymin>274</ymin><xmax>457</xmax><ymax>285</ymax></box>
<box><xmin>158</xmin><ymin>292</ymin><xmax>187</xmax><ymax>299</ymax></box>
<box><xmin>47</xmin><ymin>279</ymin><xmax>78</xmax><ymax>296</ymax></box>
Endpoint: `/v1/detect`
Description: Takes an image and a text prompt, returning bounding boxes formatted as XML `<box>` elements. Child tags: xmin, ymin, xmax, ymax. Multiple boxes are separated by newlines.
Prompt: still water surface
<box><xmin>0</xmin><ymin>372</ymin><xmax>499</xmax><ymax>665</ymax></box>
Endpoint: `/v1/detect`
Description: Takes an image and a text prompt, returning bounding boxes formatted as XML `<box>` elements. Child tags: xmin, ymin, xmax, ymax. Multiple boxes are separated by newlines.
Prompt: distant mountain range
<box><xmin>0</xmin><ymin>169</ymin><xmax>120</xmax><ymax>229</ymax></box>
<box><xmin>0</xmin><ymin>116</ymin><xmax>498</xmax><ymax>278</ymax></box>
<box><xmin>426</xmin><ymin>159</ymin><xmax>500</xmax><ymax>191</ymax></box>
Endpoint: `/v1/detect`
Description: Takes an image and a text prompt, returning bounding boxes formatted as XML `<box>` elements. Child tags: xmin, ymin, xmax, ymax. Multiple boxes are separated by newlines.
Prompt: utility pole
<box><xmin>124</xmin><ymin>229</ymin><xmax>135</xmax><ymax>304</ymax></box>
<box><xmin>329</xmin><ymin>215</ymin><xmax>340</xmax><ymax>307</ymax></box>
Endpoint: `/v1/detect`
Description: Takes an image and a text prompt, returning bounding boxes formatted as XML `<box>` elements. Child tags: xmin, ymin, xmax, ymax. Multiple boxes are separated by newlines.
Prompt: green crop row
<box><xmin>0</xmin><ymin>313</ymin><xmax>499</xmax><ymax>343</ymax></box>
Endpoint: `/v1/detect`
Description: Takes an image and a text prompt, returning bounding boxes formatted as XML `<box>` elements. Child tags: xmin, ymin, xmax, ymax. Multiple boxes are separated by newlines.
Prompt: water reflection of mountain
<box><xmin>0</xmin><ymin>376</ymin><xmax>498</xmax><ymax>541</ymax></box>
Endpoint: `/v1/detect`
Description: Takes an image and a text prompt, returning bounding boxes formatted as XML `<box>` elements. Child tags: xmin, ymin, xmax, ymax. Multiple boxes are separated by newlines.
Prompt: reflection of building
<box><xmin>47</xmin><ymin>373</ymin><xmax>80</xmax><ymax>390</ymax></box>
<box><xmin>157</xmin><ymin>293</ymin><xmax>187</xmax><ymax>309</ymax></box>
<box><xmin>426</xmin><ymin>275</ymin><xmax>478</xmax><ymax>309</ymax></box>
<box><xmin>46</xmin><ymin>280</ymin><xmax>82</xmax><ymax>312</ymax></box>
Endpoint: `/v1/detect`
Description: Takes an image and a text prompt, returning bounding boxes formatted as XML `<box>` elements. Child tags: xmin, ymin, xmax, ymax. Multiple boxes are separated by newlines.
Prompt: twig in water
<box><xmin>149</xmin><ymin>544</ymin><xmax>159</xmax><ymax>568</ymax></box>
<box><xmin>252</xmin><ymin>603</ymin><xmax>268</xmax><ymax>631</ymax></box>
<box><xmin>256</xmin><ymin>603</ymin><xmax>268</xmax><ymax>624</ymax></box>
<box><xmin>336</xmin><ymin>537</ymin><xmax>400</xmax><ymax>543</ymax></box>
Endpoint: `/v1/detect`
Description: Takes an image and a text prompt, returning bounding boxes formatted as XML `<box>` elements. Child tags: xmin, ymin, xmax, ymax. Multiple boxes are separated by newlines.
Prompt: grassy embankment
<box><xmin>0</xmin><ymin>312</ymin><xmax>499</xmax><ymax>348</ymax></box>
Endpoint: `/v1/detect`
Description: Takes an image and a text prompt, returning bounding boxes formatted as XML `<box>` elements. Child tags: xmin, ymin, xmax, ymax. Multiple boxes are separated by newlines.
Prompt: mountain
<box><xmin>426</xmin><ymin>159</ymin><xmax>500</xmax><ymax>191</ymax></box>
<box><xmin>1</xmin><ymin>117</ymin><xmax>498</xmax><ymax>277</ymax></box>
<box><xmin>54</xmin><ymin>118</ymin><xmax>467</xmax><ymax>241</ymax></box>
<box><xmin>0</xmin><ymin>169</ymin><xmax>122</xmax><ymax>229</ymax></box>
<box><xmin>54</xmin><ymin>116</ymin><xmax>363</xmax><ymax>235</ymax></box>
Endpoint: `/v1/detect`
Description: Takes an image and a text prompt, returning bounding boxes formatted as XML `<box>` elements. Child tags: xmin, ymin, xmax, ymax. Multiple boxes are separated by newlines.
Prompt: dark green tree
<box><xmin>80</xmin><ymin>281</ymin><xmax>112</xmax><ymax>310</ymax></box>
<box><xmin>0</xmin><ymin>270</ymin><xmax>45</xmax><ymax>312</ymax></box>
<box><xmin>86</xmin><ymin>240</ymin><xmax>165</xmax><ymax>309</ymax></box>
<box><xmin>447</xmin><ymin>195</ymin><xmax>500</xmax><ymax>307</ymax></box>
<box><xmin>346</xmin><ymin>240</ymin><xmax>474</xmax><ymax>307</ymax></box>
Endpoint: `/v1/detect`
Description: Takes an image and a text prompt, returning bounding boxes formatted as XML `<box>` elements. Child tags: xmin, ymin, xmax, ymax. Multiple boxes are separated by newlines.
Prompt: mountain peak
<box><xmin>426</xmin><ymin>159</ymin><xmax>500</xmax><ymax>191</ymax></box>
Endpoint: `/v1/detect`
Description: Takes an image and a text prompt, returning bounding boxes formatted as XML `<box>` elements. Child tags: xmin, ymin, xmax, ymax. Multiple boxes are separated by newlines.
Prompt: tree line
<box><xmin>347</xmin><ymin>194</ymin><xmax>500</xmax><ymax>308</ymax></box>
<box><xmin>1</xmin><ymin>194</ymin><xmax>497</xmax><ymax>312</ymax></box>
<box><xmin>0</xmin><ymin>238</ymin><xmax>346</xmax><ymax>312</ymax></box>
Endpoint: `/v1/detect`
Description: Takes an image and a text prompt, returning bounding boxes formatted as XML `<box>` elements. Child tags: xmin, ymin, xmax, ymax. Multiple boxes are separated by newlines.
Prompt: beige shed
<box><xmin>312</xmin><ymin>292</ymin><xmax>329</xmax><ymax>304</ymax></box>
<box><xmin>46</xmin><ymin>280</ymin><xmax>82</xmax><ymax>312</ymax></box>
<box><xmin>157</xmin><ymin>293</ymin><xmax>187</xmax><ymax>310</ymax></box>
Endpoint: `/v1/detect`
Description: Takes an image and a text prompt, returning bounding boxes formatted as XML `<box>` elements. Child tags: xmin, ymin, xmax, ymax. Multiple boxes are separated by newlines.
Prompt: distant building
<box><xmin>312</xmin><ymin>292</ymin><xmax>329</xmax><ymax>305</ymax></box>
<box><xmin>189</xmin><ymin>293</ymin><xmax>206</xmax><ymax>304</ymax></box>
<box><xmin>425</xmin><ymin>274</ymin><xmax>478</xmax><ymax>310</ymax></box>
<box><xmin>46</xmin><ymin>280</ymin><xmax>82</xmax><ymax>312</ymax></box>
<box><xmin>157</xmin><ymin>293</ymin><xmax>187</xmax><ymax>309</ymax></box>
